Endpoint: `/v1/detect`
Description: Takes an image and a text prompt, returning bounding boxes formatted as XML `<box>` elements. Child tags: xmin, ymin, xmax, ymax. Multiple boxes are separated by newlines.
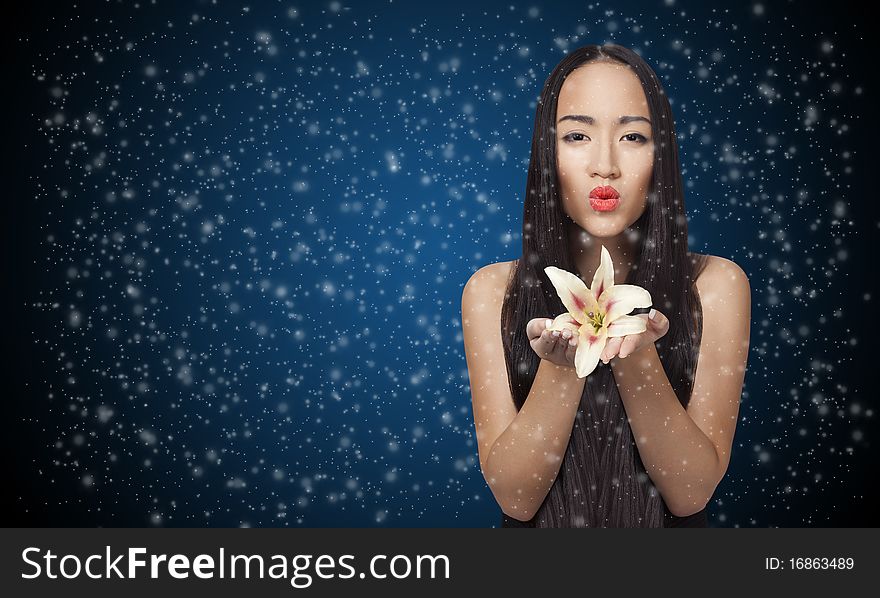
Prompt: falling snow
<box><xmin>10</xmin><ymin>0</ymin><xmax>873</xmax><ymax>527</ymax></box>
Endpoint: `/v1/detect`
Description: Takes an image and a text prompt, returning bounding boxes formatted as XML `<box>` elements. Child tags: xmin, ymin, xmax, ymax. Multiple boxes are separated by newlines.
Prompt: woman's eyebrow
<box><xmin>557</xmin><ymin>115</ymin><xmax>651</xmax><ymax>126</ymax></box>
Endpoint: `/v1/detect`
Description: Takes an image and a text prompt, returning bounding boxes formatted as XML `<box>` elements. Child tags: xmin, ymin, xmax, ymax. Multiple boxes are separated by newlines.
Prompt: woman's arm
<box><xmin>609</xmin><ymin>257</ymin><xmax>751</xmax><ymax>517</ymax></box>
<box><xmin>463</xmin><ymin>262</ymin><xmax>587</xmax><ymax>522</ymax></box>
<box><xmin>482</xmin><ymin>358</ymin><xmax>586</xmax><ymax>521</ymax></box>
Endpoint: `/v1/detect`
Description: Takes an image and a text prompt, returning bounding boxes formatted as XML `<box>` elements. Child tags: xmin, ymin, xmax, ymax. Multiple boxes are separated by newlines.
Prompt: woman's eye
<box><xmin>623</xmin><ymin>133</ymin><xmax>648</xmax><ymax>143</ymax></box>
<box><xmin>562</xmin><ymin>133</ymin><xmax>648</xmax><ymax>143</ymax></box>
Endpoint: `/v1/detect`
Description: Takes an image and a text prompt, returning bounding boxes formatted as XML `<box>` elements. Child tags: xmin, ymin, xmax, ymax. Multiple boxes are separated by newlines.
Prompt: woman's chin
<box><xmin>581</xmin><ymin>220</ymin><xmax>626</xmax><ymax>238</ymax></box>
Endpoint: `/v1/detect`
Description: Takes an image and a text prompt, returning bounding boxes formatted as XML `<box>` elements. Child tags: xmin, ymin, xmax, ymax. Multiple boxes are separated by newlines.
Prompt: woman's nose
<box><xmin>591</xmin><ymin>145</ymin><xmax>619</xmax><ymax>178</ymax></box>
<box><xmin>591</xmin><ymin>159</ymin><xmax>620</xmax><ymax>179</ymax></box>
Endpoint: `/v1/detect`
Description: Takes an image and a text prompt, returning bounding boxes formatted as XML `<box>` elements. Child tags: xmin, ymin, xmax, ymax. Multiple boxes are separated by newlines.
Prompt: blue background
<box><xmin>9</xmin><ymin>0</ymin><xmax>877</xmax><ymax>527</ymax></box>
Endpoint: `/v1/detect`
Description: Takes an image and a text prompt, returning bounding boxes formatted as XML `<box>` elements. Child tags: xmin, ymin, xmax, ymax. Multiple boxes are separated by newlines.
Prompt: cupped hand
<box><xmin>601</xmin><ymin>308</ymin><xmax>670</xmax><ymax>364</ymax></box>
<box><xmin>526</xmin><ymin>317</ymin><xmax>579</xmax><ymax>369</ymax></box>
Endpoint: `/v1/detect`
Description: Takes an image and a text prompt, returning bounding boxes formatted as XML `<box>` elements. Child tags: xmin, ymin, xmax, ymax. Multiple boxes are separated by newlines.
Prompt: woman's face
<box><xmin>555</xmin><ymin>61</ymin><xmax>654</xmax><ymax>237</ymax></box>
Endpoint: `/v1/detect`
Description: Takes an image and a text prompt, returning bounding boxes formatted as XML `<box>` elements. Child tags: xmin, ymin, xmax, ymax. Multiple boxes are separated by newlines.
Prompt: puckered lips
<box><xmin>588</xmin><ymin>185</ymin><xmax>620</xmax><ymax>212</ymax></box>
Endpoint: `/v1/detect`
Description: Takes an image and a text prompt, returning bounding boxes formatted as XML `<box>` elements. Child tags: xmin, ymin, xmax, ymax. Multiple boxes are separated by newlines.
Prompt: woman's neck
<box><xmin>566</xmin><ymin>222</ymin><xmax>638</xmax><ymax>284</ymax></box>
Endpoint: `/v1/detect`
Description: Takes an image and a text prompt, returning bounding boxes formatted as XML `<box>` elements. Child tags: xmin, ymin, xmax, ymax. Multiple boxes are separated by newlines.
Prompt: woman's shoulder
<box><xmin>690</xmin><ymin>252</ymin><xmax>750</xmax><ymax>294</ymax></box>
<box><xmin>466</xmin><ymin>259</ymin><xmax>518</xmax><ymax>286</ymax></box>
<box><xmin>461</xmin><ymin>260</ymin><xmax>519</xmax><ymax>335</ymax></box>
<box><xmin>462</xmin><ymin>259</ymin><xmax>518</xmax><ymax>305</ymax></box>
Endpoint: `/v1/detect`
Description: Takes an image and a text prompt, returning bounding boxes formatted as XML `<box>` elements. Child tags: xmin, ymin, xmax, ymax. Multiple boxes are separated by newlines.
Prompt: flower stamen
<box><xmin>584</xmin><ymin>310</ymin><xmax>604</xmax><ymax>333</ymax></box>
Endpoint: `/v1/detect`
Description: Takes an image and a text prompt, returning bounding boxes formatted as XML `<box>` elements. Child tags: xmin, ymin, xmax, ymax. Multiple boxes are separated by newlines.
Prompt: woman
<box><xmin>461</xmin><ymin>44</ymin><xmax>751</xmax><ymax>527</ymax></box>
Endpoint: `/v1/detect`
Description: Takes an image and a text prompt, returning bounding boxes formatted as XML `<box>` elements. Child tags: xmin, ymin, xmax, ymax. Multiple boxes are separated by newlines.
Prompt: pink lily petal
<box><xmin>590</xmin><ymin>245</ymin><xmax>615</xmax><ymax>301</ymax></box>
<box><xmin>544</xmin><ymin>266</ymin><xmax>599</xmax><ymax>326</ymax></box>
<box><xmin>606</xmin><ymin>314</ymin><xmax>648</xmax><ymax>338</ymax></box>
<box><xmin>599</xmin><ymin>284</ymin><xmax>652</xmax><ymax>323</ymax></box>
<box><xmin>574</xmin><ymin>326</ymin><xmax>607</xmax><ymax>378</ymax></box>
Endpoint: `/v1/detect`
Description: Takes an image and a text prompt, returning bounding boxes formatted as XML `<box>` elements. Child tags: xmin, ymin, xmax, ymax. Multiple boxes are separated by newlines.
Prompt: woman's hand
<box><xmin>601</xmin><ymin>308</ymin><xmax>670</xmax><ymax>364</ymax></box>
<box><xmin>527</xmin><ymin>317</ymin><xmax>579</xmax><ymax>369</ymax></box>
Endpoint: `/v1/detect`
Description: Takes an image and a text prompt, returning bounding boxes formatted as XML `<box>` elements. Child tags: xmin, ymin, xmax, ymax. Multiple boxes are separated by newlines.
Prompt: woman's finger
<box><xmin>602</xmin><ymin>337</ymin><xmax>623</xmax><ymax>363</ymax></box>
<box><xmin>528</xmin><ymin>318</ymin><xmax>553</xmax><ymax>340</ymax></box>
<box><xmin>537</xmin><ymin>328</ymin><xmax>553</xmax><ymax>349</ymax></box>
<box><xmin>540</xmin><ymin>328</ymin><xmax>562</xmax><ymax>354</ymax></box>
<box><xmin>646</xmin><ymin>309</ymin><xmax>670</xmax><ymax>339</ymax></box>
<box><xmin>564</xmin><ymin>334</ymin><xmax>578</xmax><ymax>363</ymax></box>
<box><xmin>550</xmin><ymin>330</ymin><xmax>567</xmax><ymax>354</ymax></box>
<box><xmin>618</xmin><ymin>334</ymin><xmax>641</xmax><ymax>358</ymax></box>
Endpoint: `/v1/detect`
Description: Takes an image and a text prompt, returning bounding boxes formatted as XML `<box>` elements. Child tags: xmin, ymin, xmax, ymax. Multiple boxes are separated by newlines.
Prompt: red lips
<box><xmin>588</xmin><ymin>185</ymin><xmax>621</xmax><ymax>212</ymax></box>
<box><xmin>589</xmin><ymin>185</ymin><xmax>620</xmax><ymax>199</ymax></box>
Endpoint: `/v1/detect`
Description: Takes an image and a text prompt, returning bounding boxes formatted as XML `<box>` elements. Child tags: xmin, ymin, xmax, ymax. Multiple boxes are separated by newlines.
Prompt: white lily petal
<box><xmin>547</xmin><ymin>312</ymin><xmax>582</xmax><ymax>334</ymax></box>
<box><xmin>606</xmin><ymin>314</ymin><xmax>648</xmax><ymax>338</ymax></box>
<box><xmin>574</xmin><ymin>327</ymin><xmax>607</xmax><ymax>378</ymax></box>
<box><xmin>544</xmin><ymin>266</ymin><xmax>598</xmax><ymax>326</ymax></box>
<box><xmin>600</xmin><ymin>284</ymin><xmax>652</xmax><ymax>323</ymax></box>
<box><xmin>590</xmin><ymin>245</ymin><xmax>615</xmax><ymax>301</ymax></box>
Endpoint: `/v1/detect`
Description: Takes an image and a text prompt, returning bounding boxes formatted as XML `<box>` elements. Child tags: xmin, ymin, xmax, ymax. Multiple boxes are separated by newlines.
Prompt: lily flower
<box><xmin>544</xmin><ymin>245</ymin><xmax>653</xmax><ymax>378</ymax></box>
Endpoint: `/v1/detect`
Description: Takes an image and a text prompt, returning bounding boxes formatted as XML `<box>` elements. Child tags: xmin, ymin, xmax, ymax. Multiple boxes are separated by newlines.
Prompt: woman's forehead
<box><xmin>557</xmin><ymin>65</ymin><xmax>648</xmax><ymax>117</ymax></box>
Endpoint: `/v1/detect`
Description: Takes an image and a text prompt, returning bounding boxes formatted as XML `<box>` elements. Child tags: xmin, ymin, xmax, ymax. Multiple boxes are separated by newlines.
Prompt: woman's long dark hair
<box><xmin>500</xmin><ymin>44</ymin><xmax>710</xmax><ymax>527</ymax></box>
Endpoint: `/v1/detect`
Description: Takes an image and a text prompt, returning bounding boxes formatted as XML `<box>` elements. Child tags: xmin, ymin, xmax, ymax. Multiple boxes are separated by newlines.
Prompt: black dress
<box><xmin>496</xmin><ymin>375</ymin><xmax>711</xmax><ymax>528</ymax></box>
<box><xmin>500</xmin><ymin>506</ymin><xmax>708</xmax><ymax>528</ymax></box>
<box><xmin>496</xmin><ymin>370</ymin><xmax>712</xmax><ymax>529</ymax></box>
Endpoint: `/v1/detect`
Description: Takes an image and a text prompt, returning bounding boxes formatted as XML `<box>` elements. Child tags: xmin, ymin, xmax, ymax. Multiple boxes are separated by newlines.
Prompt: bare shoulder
<box><xmin>694</xmin><ymin>254</ymin><xmax>750</xmax><ymax>295</ymax></box>
<box><xmin>692</xmin><ymin>253</ymin><xmax>751</xmax><ymax>320</ymax></box>
<box><xmin>461</xmin><ymin>259</ymin><xmax>517</xmax><ymax>307</ymax></box>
